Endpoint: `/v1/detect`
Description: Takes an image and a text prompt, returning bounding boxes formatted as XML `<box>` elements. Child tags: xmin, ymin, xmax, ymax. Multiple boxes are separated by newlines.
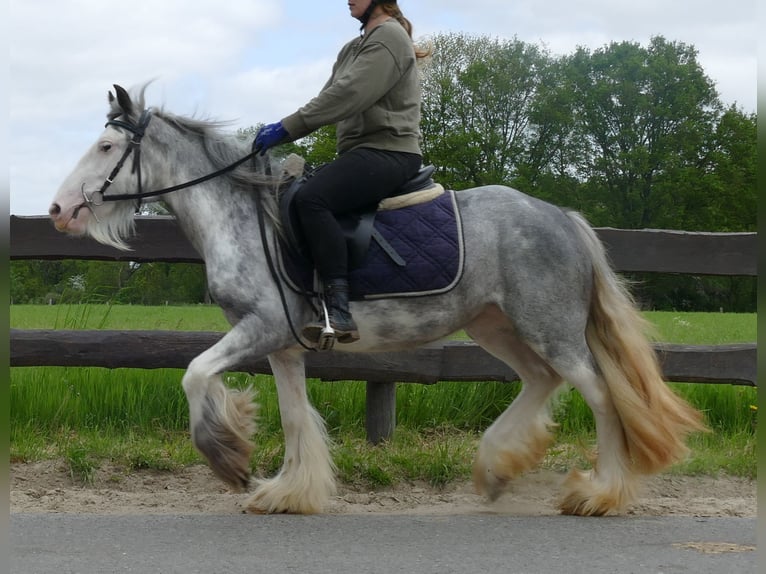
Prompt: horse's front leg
<box><xmin>246</xmin><ymin>348</ymin><xmax>336</xmax><ymax>514</ymax></box>
<box><xmin>181</xmin><ymin>322</ymin><xmax>268</xmax><ymax>490</ymax></box>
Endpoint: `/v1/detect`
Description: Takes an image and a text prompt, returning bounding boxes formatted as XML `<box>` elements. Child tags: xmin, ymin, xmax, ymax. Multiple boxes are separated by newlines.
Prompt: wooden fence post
<box><xmin>365</xmin><ymin>381</ymin><xmax>397</xmax><ymax>444</ymax></box>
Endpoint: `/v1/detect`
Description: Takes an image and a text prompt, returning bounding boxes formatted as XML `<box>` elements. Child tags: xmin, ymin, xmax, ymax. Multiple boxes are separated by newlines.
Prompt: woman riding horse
<box><xmin>254</xmin><ymin>0</ymin><xmax>430</xmax><ymax>344</ymax></box>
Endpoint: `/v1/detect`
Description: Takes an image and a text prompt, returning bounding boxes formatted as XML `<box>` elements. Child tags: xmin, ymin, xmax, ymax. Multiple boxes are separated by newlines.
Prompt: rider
<box><xmin>253</xmin><ymin>0</ymin><xmax>430</xmax><ymax>344</ymax></box>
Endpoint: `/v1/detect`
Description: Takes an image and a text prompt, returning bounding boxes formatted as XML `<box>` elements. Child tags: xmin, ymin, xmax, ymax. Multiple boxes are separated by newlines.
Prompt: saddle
<box><xmin>279</xmin><ymin>160</ymin><xmax>441</xmax><ymax>270</ymax></box>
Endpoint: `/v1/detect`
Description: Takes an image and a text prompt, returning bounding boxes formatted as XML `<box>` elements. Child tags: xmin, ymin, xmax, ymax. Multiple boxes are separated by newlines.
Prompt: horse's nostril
<box><xmin>49</xmin><ymin>203</ymin><xmax>61</xmax><ymax>217</ymax></box>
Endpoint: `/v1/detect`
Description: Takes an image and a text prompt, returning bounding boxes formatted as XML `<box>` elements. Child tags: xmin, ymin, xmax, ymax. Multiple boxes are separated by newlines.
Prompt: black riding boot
<box><xmin>302</xmin><ymin>278</ymin><xmax>360</xmax><ymax>345</ymax></box>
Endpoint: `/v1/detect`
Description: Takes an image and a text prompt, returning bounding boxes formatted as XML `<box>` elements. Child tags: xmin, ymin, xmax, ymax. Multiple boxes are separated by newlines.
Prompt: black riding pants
<box><xmin>295</xmin><ymin>147</ymin><xmax>421</xmax><ymax>281</ymax></box>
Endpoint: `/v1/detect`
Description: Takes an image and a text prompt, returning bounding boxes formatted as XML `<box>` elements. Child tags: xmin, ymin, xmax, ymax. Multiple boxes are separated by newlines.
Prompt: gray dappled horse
<box><xmin>49</xmin><ymin>85</ymin><xmax>705</xmax><ymax>515</ymax></box>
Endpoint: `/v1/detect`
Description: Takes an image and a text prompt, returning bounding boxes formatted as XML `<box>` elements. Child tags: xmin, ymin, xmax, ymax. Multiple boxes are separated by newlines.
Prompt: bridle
<box><xmin>75</xmin><ymin>108</ymin><xmax>259</xmax><ymax>219</ymax></box>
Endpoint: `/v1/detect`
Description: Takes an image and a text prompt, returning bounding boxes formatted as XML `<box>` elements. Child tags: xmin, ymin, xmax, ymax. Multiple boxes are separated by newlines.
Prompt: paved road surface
<box><xmin>11</xmin><ymin>513</ymin><xmax>756</xmax><ymax>573</ymax></box>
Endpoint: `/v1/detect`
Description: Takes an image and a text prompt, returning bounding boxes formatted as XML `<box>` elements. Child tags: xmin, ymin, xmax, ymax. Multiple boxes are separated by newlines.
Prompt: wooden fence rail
<box><xmin>9</xmin><ymin>216</ymin><xmax>758</xmax><ymax>442</ymax></box>
<box><xmin>11</xmin><ymin>215</ymin><xmax>758</xmax><ymax>275</ymax></box>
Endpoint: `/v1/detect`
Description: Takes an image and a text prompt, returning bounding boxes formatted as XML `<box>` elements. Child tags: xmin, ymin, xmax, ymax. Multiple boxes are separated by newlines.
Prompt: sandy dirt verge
<box><xmin>10</xmin><ymin>460</ymin><xmax>756</xmax><ymax>517</ymax></box>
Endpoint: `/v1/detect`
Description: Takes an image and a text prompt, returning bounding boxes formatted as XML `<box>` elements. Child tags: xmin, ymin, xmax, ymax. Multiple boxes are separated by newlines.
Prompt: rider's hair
<box><xmin>377</xmin><ymin>1</ymin><xmax>433</xmax><ymax>60</ymax></box>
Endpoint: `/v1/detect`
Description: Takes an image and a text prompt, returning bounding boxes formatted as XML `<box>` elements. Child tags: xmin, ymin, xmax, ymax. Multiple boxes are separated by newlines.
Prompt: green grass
<box><xmin>643</xmin><ymin>311</ymin><xmax>756</xmax><ymax>344</ymax></box>
<box><xmin>12</xmin><ymin>305</ymin><xmax>755</xmax><ymax>342</ymax></box>
<box><xmin>10</xmin><ymin>303</ymin><xmax>230</xmax><ymax>331</ymax></box>
<box><xmin>10</xmin><ymin>305</ymin><xmax>758</xmax><ymax>486</ymax></box>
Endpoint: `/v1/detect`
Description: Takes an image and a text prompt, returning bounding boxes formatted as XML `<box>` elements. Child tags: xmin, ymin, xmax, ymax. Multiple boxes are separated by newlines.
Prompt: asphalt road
<box><xmin>11</xmin><ymin>513</ymin><xmax>755</xmax><ymax>574</ymax></box>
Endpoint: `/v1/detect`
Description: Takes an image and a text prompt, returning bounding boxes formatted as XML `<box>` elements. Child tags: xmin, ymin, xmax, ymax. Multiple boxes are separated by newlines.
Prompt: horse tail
<box><xmin>566</xmin><ymin>211</ymin><xmax>707</xmax><ymax>474</ymax></box>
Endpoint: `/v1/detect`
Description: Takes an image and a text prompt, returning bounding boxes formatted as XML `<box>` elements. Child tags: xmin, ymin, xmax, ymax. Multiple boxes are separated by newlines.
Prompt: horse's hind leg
<box><xmin>469</xmin><ymin>306</ymin><xmax>639</xmax><ymax>515</ymax></box>
<box><xmin>246</xmin><ymin>347</ymin><xmax>336</xmax><ymax>514</ymax></box>
<box><xmin>493</xmin><ymin>313</ymin><xmax>639</xmax><ymax>515</ymax></box>
<box><xmin>466</xmin><ymin>308</ymin><xmax>563</xmax><ymax>501</ymax></box>
<box><xmin>555</xmin><ymin>362</ymin><xmax>640</xmax><ymax>515</ymax></box>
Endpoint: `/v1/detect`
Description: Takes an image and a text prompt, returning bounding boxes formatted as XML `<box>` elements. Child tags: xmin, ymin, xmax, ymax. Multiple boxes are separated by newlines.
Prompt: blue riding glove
<box><xmin>253</xmin><ymin>121</ymin><xmax>288</xmax><ymax>155</ymax></box>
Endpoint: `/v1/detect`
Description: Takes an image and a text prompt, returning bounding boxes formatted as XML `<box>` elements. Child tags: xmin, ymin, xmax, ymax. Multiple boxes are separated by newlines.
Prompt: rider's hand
<box><xmin>253</xmin><ymin>121</ymin><xmax>288</xmax><ymax>155</ymax></box>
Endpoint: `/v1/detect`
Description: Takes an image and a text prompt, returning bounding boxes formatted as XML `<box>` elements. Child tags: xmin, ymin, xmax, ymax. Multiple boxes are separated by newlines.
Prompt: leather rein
<box><xmin>75</xmin><ymin>108</ymin><xmax>316</xmax><ymax>351</ymax></box>
<box><xmin>76</xmin><ymin>109</ymin><xmax>259</xmax><ymax>217</ymax></box>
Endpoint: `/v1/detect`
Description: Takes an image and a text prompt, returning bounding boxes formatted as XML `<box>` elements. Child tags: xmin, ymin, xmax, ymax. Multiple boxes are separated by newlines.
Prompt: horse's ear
<box><xmin>108</xmin><ymin>90</ymin><xmax>115</xmax><ymax>104</ymax></box>
<box><xmin>112</xmin><ymin>84</ymin><xmax>133</xmax><ymax>116</ymax></box>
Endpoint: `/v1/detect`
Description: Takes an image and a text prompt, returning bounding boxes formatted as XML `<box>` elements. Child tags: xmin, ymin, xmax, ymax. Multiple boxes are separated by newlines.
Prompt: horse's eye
<box><xmin>99</xmin><ymin>142</ymin><xmax>112</xmax><ymax>152</ymax></box>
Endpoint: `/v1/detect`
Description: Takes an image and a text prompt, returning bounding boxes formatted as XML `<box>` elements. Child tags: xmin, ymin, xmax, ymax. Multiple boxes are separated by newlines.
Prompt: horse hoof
<box><xmin>192</xmin><ymin>425</ymin><xmax>253</xmax><ymax>491</ymax></box>
<box><xmin>558</xmin><ymin>469</ymin><xmax>630</xmax><ymax>516</ymax></box>
<box><xmin>206</xmin><ymin>457</ymin><xmax>251</xmax><ymax>492</ymax></box>
<box><xmin>243</xmin><ymin>505</ymin><xmax>278</xmax><ymax>515</ymax></box>
<box><xmin>245</xmin><ymin>494</ymin><xmax>293</xmax><ymax>515</ymax></box>
<box><xmin>472</xmin><ymin>464</ymin><xmax>509</xmax><ymax>501</ymax></box>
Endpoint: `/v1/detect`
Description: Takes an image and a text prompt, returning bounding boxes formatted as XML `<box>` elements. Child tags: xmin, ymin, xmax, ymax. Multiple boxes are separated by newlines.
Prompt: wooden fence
<box><xmin>10</xmin><ymin>215</ymin><xmax>758</xmax><ymax>443</ymax></box>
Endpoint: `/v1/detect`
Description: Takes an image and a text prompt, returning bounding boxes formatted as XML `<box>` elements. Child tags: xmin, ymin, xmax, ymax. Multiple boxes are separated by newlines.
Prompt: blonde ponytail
<box><xmin>380</xmin><ymin>4</ymin><xmax>433</xmax><ymax>60</ymax></box>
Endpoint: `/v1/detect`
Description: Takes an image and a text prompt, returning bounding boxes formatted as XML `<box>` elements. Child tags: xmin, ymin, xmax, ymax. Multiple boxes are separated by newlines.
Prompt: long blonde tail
<box><xmin>568</xmin><ymin>212</ymin><xmax>707</xmax><ymax>474</ymax></box>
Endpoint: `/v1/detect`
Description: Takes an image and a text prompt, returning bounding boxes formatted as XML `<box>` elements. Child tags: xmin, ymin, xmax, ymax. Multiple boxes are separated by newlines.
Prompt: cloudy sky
<box><xmin>9</xmin><ymin>0</ymin><xmax>757</xmax><ymax>216</ymax></box>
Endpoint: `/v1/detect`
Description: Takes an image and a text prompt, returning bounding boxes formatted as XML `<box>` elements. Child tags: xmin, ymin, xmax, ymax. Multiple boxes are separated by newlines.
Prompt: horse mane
<box><xmin>116</xmin><ymin>83</ymin><xmax>288</xmax><ymax>232</ymax></box>
<box><xmin>153</xmin><ymin>108</ymin><xmax>285</xmax><ymax>190</ymax></box>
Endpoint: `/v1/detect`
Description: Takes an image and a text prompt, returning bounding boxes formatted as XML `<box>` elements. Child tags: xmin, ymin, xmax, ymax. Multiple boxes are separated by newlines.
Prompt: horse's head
<box><xmin>49</xmin><ymin>83</ymin><xmax>289</xmax><ymax>251</ymax></box>
<box><xmin>49</xmin><ymin>84</ymin><xmax>149</xmax><ymax>250</ymax></box>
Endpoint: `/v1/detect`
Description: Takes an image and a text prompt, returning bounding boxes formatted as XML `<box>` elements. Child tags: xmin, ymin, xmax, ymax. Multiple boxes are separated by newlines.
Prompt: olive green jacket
<box><xmin>281</xmin><ymin>19</ymin><xmax>422</xmax><ymax>156</ymax></box>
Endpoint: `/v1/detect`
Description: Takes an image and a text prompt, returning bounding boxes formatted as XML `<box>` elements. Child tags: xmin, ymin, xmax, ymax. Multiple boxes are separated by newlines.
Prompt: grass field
<box><xmin>10</xmin><ymin>305</ymin><xmax>757</xmax><ymax>486</ymax></box>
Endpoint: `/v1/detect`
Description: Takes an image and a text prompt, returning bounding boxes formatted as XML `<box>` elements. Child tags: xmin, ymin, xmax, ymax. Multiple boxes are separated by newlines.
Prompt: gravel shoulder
<box><xmin>10</xmin><ymin>460</ymin><xmax>756</xmax><ymax>517</ymax></box>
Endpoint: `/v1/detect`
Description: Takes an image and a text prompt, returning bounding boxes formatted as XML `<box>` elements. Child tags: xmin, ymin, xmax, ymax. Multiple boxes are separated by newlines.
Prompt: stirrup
<box><xmin>316</xmin><ymin>298</ymin><xmax>336</xmax><ymax>351</ymax></box>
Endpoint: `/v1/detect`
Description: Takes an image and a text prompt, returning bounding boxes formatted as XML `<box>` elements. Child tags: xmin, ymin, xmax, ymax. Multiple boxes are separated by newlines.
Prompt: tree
<box><xmin>282</xmin><ymin>125</ymin><xmax>338</xmax><ymax>168</ymax></box>
<box><xmin>647</xmin><ymin>106</ymin><xmax>756</xmax><ymax>232</ymax></box>
<box><xmin>238</xmin><ymin>125</ymin><xmax>338</xmax><ymax>169</ymax></box>
<box><xmin>564</xmin><ymin>36</ymin><xmax>721</xmax><ymax>228</ymax></box>
<box><xmin>701</xmin><ymin>106</ymin><xmax>756</xmax><ymax>231</ymax></box>
<box><xmin>420</xmin><ymin>33</ymin><xmax>555</xmax><ymax>189</ymax></box>
<box><xmin>514</xmin><ymin>56</ymin><xmax>585</xmax><ymax>210</ymax></box>
<box><xmin>10</xmin><ymin>260</ymin><xmax>76</xmax><ymax>304</ymax></box>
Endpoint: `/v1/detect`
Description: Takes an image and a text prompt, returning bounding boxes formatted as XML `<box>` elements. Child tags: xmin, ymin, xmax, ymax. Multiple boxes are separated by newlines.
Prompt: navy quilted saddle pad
<box><xmin>278</xmin><ymin>190</ymin><xmax>465</xmax><ymax>301</ymax></box>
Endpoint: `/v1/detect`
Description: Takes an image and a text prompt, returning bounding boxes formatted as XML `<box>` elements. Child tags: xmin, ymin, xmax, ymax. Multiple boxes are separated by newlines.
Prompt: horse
<box><xmin>48</xmin><ymin>84</ymin><xmax>705</xmax><ymax>516</ymax></box>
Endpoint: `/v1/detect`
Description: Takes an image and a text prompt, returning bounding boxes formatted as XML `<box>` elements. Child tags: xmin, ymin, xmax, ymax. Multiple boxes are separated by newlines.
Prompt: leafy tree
<box><xmin>563</xmin><ymin>36</ymin><xmax>721</xmax><ymax>228</ymax></box>
<box><xmin>238</xmin><ymin>125</ymin><xmax>337</xmax><ymax>170</ymax></box>
<box><xmin>514</xmin><ymin>57</ymin><xmax>585</xmax><ymax>210</ymax></box>
<box><xmin>701</xmin><ymin>106</ymin><xmax>756</xmax><ymax>231</ymax></box>
<box><xmin>648</xmin><ymin>106</ymin><xmax>756</xmax><ymax>233</ymax></box>
<box><xmin>282</xmin><ymin>125</ymin><xmax>338</xmax><ymax>168</ymax></box>
<box><xmin>10</xmin><ymin>260</ymin><xmax>75</xmax><ymax>304</ymax></box>
<box><xmin>420</xmin><ymin>33</ymin><xmax>554</xmax><ymax>189</ymax></box>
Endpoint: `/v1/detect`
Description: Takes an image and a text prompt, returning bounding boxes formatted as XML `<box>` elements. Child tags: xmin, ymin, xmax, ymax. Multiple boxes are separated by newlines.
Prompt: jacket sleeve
<box><xmin>281</xmin><ymin>40</ymin><xmax>405</xmax><ymax>140</ymax></box>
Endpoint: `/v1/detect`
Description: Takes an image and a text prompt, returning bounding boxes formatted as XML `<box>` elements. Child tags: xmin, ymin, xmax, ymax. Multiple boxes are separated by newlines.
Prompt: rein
<box><xmin>80</xmin><ymin>108</ymin><xmax>316</xmax><ymax>351</ymax></box>
<box><xmin>254</xmin><ymin>185</ymin><xmax>317</xmax><ymax>353</ymax></box>
<box><xmin>78</xmin><ymin>109</ymin><xmax>259</xmax><ymax>211</ymax></box>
